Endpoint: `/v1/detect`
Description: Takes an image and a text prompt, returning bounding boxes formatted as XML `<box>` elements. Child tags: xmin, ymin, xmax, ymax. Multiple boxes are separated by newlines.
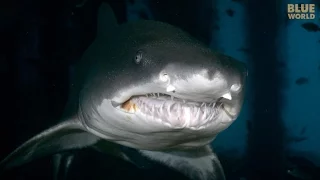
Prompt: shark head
<box><xmin>78</xmin><ymin>20</ymin><xmax>247</xmax><ymax>150</ymax></box>
<box><xmin>0</xmin><ymin>4</ymin><xmax>246</xmax><ymax>179</ymax></box>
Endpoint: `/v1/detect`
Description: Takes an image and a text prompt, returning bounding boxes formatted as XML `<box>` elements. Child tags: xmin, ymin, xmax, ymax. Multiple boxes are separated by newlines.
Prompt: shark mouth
<box><xmin>118</xmin><ymin>93</ymin><xmax>225</xmax><ymax>129</ymax></box>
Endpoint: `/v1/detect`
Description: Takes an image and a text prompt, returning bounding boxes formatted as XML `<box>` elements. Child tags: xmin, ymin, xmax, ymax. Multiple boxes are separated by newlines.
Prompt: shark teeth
<box><xmin>117</xmin><ymin>92</ymin><xmax>227</xmax><ymax>130</ymax></box>
<box><xmin>131</xmin><ymin>96</ymin><xmax>221</xmax><ymax>129</ymax></box>
<box><xmin>145</xmin><ymin>93</ymin><xmax>168</xmax><ymax>98</ymax></box>
<box><xmin>144</xmin><ymin>93</ymin><xmax>201</xmax><ymax>104</ymax></box>
<box><xmin>120</xmin><ymin>99</ymin><xmax>138</xmax><ymax>113</ymax></box>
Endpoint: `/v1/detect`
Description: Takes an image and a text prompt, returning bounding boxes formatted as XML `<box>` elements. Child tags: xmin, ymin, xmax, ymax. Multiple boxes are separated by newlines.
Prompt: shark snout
<box><xmin>219</xmin><ymin>64</ymin><xmax>247</xmax><ymax>119</ymax></box>
<box><xmin>160</xmin><ymin>60</ymin><xmax>247</xmax><ymax>119</ymax></box>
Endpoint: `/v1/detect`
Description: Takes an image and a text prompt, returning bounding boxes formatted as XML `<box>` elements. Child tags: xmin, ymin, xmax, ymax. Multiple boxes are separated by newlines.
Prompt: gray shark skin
<box><xmin>0</xmin><ymin>3</ymin><xmax>247</xmax><ymax>180</ymax></box>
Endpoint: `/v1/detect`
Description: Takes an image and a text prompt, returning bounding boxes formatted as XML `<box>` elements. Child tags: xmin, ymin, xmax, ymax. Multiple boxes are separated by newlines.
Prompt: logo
<box><xmin>287</xmin><ymin>4</ymin><xmax>316</xmax><ymax>19</ymax></box>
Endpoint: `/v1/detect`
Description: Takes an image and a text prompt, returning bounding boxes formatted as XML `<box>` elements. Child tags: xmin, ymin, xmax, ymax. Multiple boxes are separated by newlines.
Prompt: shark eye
<box><xmin>134</xmin><ymin>50</ymin><xmax>143</xmax><ymax>64</ymax></box>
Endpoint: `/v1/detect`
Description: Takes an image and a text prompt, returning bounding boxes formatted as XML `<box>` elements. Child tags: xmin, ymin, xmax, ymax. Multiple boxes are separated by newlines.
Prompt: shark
<box><xmin>0</xmin><ymin>3</ymin><xmax>247</xmax><ymax>180</ymax></box>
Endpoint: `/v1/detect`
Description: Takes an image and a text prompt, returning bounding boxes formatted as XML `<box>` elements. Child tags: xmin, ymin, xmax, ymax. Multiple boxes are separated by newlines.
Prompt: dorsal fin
<box><xmin>97</xmin><ymin>2</ymin><xmax>118</xmax><ymax>39</ymax></box>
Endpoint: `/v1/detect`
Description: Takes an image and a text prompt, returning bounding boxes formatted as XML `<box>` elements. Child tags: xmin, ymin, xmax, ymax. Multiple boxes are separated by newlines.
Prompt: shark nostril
<box><xmin>230</xmin><ymin>84</ymin><xmax>241</xmax><ymax>92</ymax></box>
<box><xmin>160</xmin><ymin>73</ymin><xmax>169</xmax><ymax>82</ymax></box>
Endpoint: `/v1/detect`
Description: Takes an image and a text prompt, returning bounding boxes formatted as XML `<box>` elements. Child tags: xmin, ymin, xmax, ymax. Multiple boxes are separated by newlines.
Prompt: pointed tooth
<box><xmin>167</xmin><ymin>104</ymin><xmax>171</xmax><ymax>116</ymax></box>
<box><xmin>148</xmin><ymin>105</ymin><xmax>152</xmax><ymax>114</ymax></box>
<box><xmin>185</xmin><ymin>106</ymin><xmax>191</xmax><ymax>127</ymax></box>
<box><xmin>152</xmin><ymin>105</ymin><xmax>155</xmax><ymax>121</ymax></box>
<box><xmin>161</xmin><ymin>101</ymin><xmax>165</xmax><ymax>109</ymax></box>
<box><xmin>203</xmin><ymin>106</ymin><xmax>207</xmax><ymax>120</ymax></box>
<box><xmin>204</xmin><ymin>103</ymin><xmax>207</xmax><ymax>109</ymax></box>
<box><xmin>196</xmin><ymin>108</ymin><xmax>200</xmax><ymax>120</ymax></box>
<box><xmin>156</xmin><ymin>104</ymin><xmax>162</xmax><ymax>115</ymax></box>
<box><xmin>210</xmin><ymin>110</ymin><xmax>216</xmax><ymax>119</ymax></box>
<box><xmin>204</xmin><ymin>110</ymin><xmax>211</xmax><ymax>123</ymax></box>
<box><xmin>177</xmin><ymin>103</ymin><xmax>181</xmax><ymax>124</ymax></box>
<box><xmin>156</xmin><ymin>105</ymin><xmax>160</xmax><ymax>114</ymax></box>
<box><xmin>160</xmin><ymin>102</ymin><xmax>165</xmax><ymax>116</ymax></box>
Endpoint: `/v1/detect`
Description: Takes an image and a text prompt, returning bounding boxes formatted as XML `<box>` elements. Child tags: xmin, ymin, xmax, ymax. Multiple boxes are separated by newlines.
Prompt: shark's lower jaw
<box><xmin>119</xmin><ymin>93</ymin><xmax>224</xmax><ymax>130</ymax></box>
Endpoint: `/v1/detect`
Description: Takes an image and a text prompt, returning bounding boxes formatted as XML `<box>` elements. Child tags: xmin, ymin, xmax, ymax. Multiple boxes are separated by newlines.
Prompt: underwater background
<box><xmin>0</xmin><ymin>0</ymin><xmax>319</xmax><ymax>179</ymax></box>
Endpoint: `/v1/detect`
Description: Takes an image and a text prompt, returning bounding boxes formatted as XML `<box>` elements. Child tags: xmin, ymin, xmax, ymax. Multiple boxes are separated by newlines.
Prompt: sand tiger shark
<box><xmin>0</xmin><ymin>3</ymin><xmax>247</xmax><ymax>180</ymax></box>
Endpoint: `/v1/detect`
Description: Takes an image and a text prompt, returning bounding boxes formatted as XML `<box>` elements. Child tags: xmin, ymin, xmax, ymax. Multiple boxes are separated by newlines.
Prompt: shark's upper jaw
<box><xmin>112</xmin><ymin>92</ymin><xmax>233</xmax><ymax>130</ymax></box>
<box><xmin>108</xmin><ymin>61</ymin><xmax>246</xmax><ymax>131</ymax></box>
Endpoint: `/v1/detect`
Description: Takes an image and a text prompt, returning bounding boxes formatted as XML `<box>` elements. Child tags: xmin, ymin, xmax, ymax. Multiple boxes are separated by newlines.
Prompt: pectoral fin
<box><xmin>0</xmin><ymin>118</ymin><xmax>99</xmax><ymax>171</ymax></box>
